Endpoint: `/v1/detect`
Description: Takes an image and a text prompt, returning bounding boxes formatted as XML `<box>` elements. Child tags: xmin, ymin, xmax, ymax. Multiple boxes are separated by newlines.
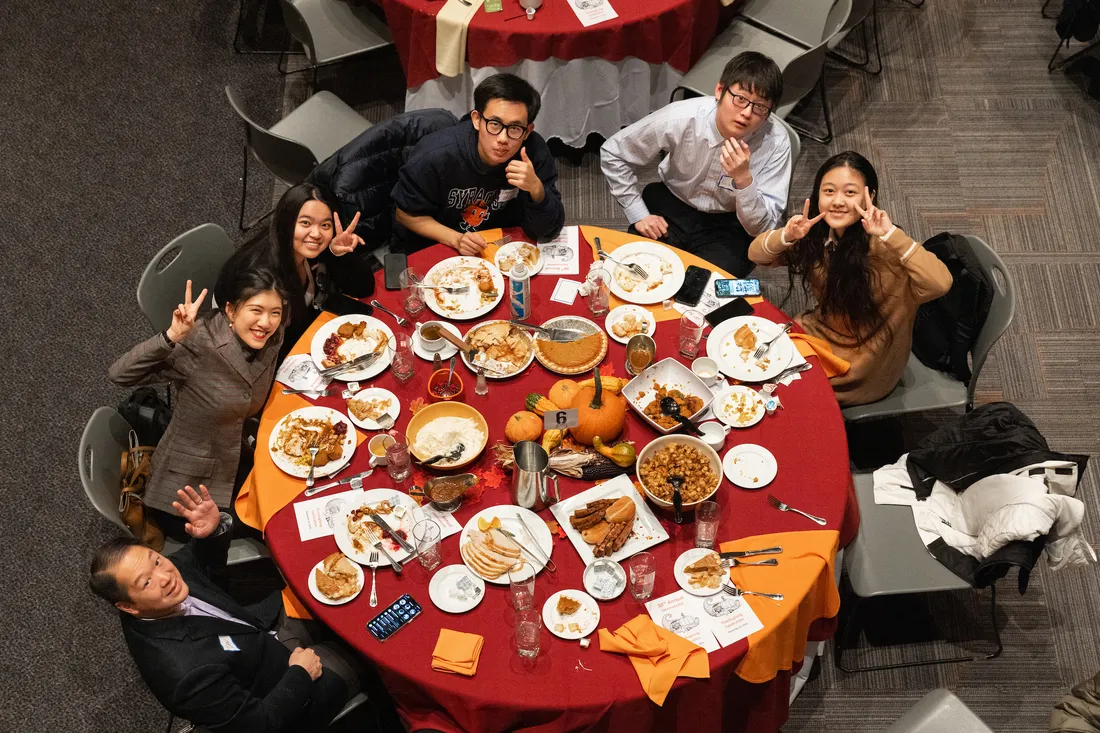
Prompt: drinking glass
<box><xmin>399</xmin><ymin>268</ymin><xmax>425</xmax><ymax>317</ymax></box>
<box><xmin>585</xmin><ymin>268</ymin><xmax>610</xmax><ymax>317</ymax></box>
<box><xmin>412</xmin><ymin>519</ymin><xmax>443</xmax><ymax>571</ymax></box>
<box><xmin>391</xmin><ymin>332</ymin><xmax>415</xmax><ymax>384</ymax></box>
<box><xmin>628</xmin><ymin>552</ymin><xmax>656</xmax><ymax>601</ymax></box>
<box><xmin>695</xmin><ymin>501</ymin><xmax>720</xmax><ymax>549</ymax></box>
<box><xmin>515</xmin><ymin>609</ymin><xmax>542</xmax><ymax>659</ymax></box>
<box><xmin>508</xmin><ymin>563</ymin><xmax>535</xmax><ymax>611</ymax></box>
<box><xmin>679</xmin><ymin>309</ymin><xmax>706</xmax><ymax>359</ymax></box>
<box><xmin>385</xmin><ymin>432</ymin><xmax>412</xmax><ymax>482</ymax></box>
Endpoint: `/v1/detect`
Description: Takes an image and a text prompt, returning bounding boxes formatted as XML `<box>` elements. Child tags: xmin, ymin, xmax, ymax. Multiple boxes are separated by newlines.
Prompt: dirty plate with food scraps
<box><xmin>605</xmin><ymin>241</ymin><xmax>686</xmax><ymax>305</ymax></box>
<box><xmin>674</xmin><ymin>548</ymin><xmax>724</xmax><ymax>597</ymax></box>
<box><xmin>307</xmin><ymin>557</ymin><xmax>365</xmax><ymax>606</ymax></box>
<box><xmin>604</xmin><ymin>304</ymin><xmax>657</xmax><ymax>345</ymax></box>
<box><xmin>543</xmin><ymin>590</ymin><xmax>601</xmax><ymax>640</ymax></box>
<box><xmin>493</xmin><ymin>240</ymin><xmax>544</xmax><ymax>277</ymax></box>
<box><xmin>623</xmin><ymin>357</ymin><xmax>714</xmax><ymax>435</ymax></box>
<box><xmin>309</xmin><ymin>314</ymin><xmax>395</xmax><ymax>382</ymax></box>
<box><xmin>346</xmin><ymin>387</ymin><xmax>400</xmax><ymax>431</ymax></box>
<box><xmin>268</xmin><ymin>406</ymin><xmax>357</xmax><ymax>479</ymax></box>
<box><xmin>422</xmin><ymin>256</ymin><xmax>504</xmax><ymax>320</ymax></box>
<box><xmin>549</xmin><ymin>474</ymin><xmax>670</xmax><ymax>565</ymax></box>
<box><xmin>333</xmin><ymin>488</ymin><xmax>420</xmax><ymax>568</ymax></box>
<box><xmin>459</xmin><ymin>320</ymin><xmax>536</xmax><ymax>379</ymax></box>
<box><xmin>707</xmin><ymin>315</ymin><xmax>795</xmax><ymax>382</ymax></box>
<box><xmin>722</xmin><ymin>444</ymin><xmax>778</xmax><ymax>489</ymax></box>
<box><xmin>713</xmin><ymin>385</ymin><xmax>765</xmax><ymax>429</ymax></box>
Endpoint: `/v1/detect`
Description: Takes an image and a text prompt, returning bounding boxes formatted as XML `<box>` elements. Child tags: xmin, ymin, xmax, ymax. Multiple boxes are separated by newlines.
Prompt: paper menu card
<box><xmin>566</xmin><ymin>0</ymin><xmax>619</xmax><ymax>28</ymax></box>
<box><xmin>645</xmin><ymin>589</ymin><xmax>763</xmax><ymax>653</ymax></box>
<box><xmin>417</xmin><ymin>503</ymin><xmax>463</xmax><ymax>540</ymax></box>
<box><xmin>539</xmin><ymin>226</ymin><xmax>581</xmax><ymax>275</ymax></box>
<box><xmin>295</xmin><ymin>488</ymin><xmax>364</xmax><ymax>542</ymax></box>
<box><xmin>276</xmin><ymin>353</ymin><xmax>328</xmax><ymax>392</ymax></box>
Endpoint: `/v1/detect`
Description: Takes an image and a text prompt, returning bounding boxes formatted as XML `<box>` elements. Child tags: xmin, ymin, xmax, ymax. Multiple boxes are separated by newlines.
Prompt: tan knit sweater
<box><xmin>749</xmin><ymin>226</ymin><xmax>953</xmax><ymax>406</ymax></box>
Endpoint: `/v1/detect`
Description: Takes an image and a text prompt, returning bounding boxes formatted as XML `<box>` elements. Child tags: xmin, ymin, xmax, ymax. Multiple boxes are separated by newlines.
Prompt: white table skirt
<box><xmin>405</xmin><ymin>57</ymin><xmax>686</xmax><ymax>147</ymax></box>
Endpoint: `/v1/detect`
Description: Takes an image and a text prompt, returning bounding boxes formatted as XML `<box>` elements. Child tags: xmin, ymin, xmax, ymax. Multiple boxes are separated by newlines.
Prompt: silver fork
<box><xmin>369</xmin><ymin>300</ymin><xmax>409</xmax><ymax>327</ymax></box>
<box><xmin>369</xmin><ymin>527</ymin><xmax>402</xmax><ymax>573</ymax></box>
<box><xmin>752</xmin><ymin>321</ymin><xmax>794</xmax><ymax>360</ymax></box>
<box><xmin>723</xmin><ymin>582</ymin><xmax>784</xmax><ymax>602</ymax></box>
<box><xmin>721</xmin><ymin>558</ymin><xmax>779</xmax><ymax>569</ymax></box>
<box><xmin>369</xmin><ymin>550</ymin><xmax>379</xmax><ymax>607</ymax></box>
<box><xmin>767</xmin><ymin>494</ymin><xmax>827</xmax><ymax>525</ymax></box>
<box><xmin>421</xmin><ymin>284</ymin><xmax>471</xmax><ymax>294</ymax></box>
<box><xmin>305</xmin><ymin>446</ymin><xmax>319</xmax><ymax>488</ymax></box>
<box><xmin>595</xmin><ymin>237</ymin><xmax>649</xmax><ymax>280</ymax></box>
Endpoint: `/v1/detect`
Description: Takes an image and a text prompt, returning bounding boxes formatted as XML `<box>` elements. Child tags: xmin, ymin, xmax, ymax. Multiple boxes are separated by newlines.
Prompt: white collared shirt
<box><xmin>600</xmin><ymin>96</ymin><xmax>792</xmax><ymax>235</ymax></box>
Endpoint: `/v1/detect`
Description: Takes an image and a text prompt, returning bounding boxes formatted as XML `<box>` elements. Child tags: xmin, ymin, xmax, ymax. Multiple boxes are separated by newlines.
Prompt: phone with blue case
<box><xmin>714</xmin><ymin>278</ymin><xmax>761</xmax><ymax>298</ymax></box>
<box><xmin>366</xmin><ymin>594</ymin><xmax>422</xmax><ymax>642</ymax></box>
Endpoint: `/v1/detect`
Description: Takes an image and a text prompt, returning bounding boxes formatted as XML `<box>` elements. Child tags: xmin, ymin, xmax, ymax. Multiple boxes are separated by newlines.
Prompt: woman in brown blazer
<box><xmin>749</xmin><ymin>151</ymin><xmax>953</xmax><ymax>406</ymax></box>
<box><xmin>110</xmin><ymin>269</ymin><xmax>287</xmax><ymax>538</ymax></box>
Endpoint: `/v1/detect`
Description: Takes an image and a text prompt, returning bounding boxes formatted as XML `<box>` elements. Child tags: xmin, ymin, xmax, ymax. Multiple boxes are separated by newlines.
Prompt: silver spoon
<box><xmin>445</xmin><ymin>354</ymin><xmax>457</xmax><ymax>391</ymax></box>
<box><xmin>305</xmin><ymin>446</ymin><xmax>319</xmax><ymax>488</ymax></box>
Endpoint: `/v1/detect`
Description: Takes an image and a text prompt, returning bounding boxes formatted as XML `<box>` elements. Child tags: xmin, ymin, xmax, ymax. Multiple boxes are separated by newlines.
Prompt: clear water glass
<box><xmin>629</xmin><ymin>552</ymin><xmax>656</xmax><ymax>601</ymax></box>
<box><xmin>385</xmin><ymin>432</ymin><xmax>412</xmax><ymax>482</ymax></box>
<box><xmin>695</xmin><ymin>501</ymin><xmax>720</xmax><ymax>549</ymax></box>
<box><xmin>679</xmin><ymin>309</ymin><xmax>706</xmax><ymax>359</ymax></box>
<box><xmin>515</xmin><ymin>609</ymin><xmax>542</xmax><ymax>659</ymax></box>
<box><xmin>508</xmin><ymin>563</ymin><xmax>535</xmax><ymax>610</ymax></box>
<box><xmin>391</xmin><ymin>332</ymin><xmax>415</xmax><ymax>383</ymax></box>
<box><xmin>412</xmin><ymin>519</ymin><xmax>442</xmax><ymax>571</ymax></box>
<box><xmin>585</xmin><ymin>268</ymin><xmax>610</xmax><ymax>316</ymax></box>
<box><xmin>400</xmin><ymin>268</ymin><xmax>425</xmax><ymax>317</ymax></box>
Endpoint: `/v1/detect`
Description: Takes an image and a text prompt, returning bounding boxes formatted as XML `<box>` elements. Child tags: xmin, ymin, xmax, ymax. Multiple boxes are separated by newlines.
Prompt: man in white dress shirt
<box><xmin>600</xmin><ymin>52</ymin><xmax>792</xmax><ymax>277</ymax></box>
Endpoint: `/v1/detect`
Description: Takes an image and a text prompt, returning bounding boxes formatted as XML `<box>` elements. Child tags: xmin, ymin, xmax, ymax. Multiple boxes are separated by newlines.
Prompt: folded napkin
<box><xmin>719</xmin><ymin>530</ymin><xmax>840</xmax><ymax>683</ymax></box>
<box><xmin>435</xmin><ymin>0</ymin><xmax>485</xmax><ymax>78</ymax></box>
<box><xmin>432</xmin><ymin>629</ymin><xmax>484</xmax><ymax>676</ymax></box>
<box><xmin>599</xmin><ymin>614</ymin><xmax>709</xmax><ymax>706</ymax></box>
<box><xmin>788</xmin><ymin>332</ymin><xmax>850</xmax><ymax>378</ymax></box>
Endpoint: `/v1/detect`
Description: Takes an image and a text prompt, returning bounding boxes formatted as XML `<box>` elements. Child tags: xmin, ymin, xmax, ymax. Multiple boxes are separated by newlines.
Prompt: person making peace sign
<box><xmin>748</xmin><ymin>151</ymin><xmax>953</xmax><ymax>407</ymax></box>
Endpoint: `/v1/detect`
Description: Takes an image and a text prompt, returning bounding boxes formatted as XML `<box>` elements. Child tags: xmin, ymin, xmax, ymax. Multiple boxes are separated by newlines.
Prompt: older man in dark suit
<box><xmin>89</xmin><ymin>485</ymin><xmax>362</xmax><ymax>733</ymax></box>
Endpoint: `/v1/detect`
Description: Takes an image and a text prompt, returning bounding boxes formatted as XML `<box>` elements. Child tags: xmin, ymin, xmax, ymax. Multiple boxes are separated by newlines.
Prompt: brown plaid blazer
<box><xmin>109</xmin><ymin>312</ymin><xmax>282</xmax><ymax>511</ymax></box>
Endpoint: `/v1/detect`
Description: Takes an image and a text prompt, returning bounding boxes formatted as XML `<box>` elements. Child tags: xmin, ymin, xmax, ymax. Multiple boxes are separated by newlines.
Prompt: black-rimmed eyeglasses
<box><xmin>722</xmin><ymin>90</ymin><xmax>772</xmax><ymax>118</ymax></box>
<box><xmin>481</xmin><ymin>116</ymin><xmax>529</xmax><ymax>140</ymax></box>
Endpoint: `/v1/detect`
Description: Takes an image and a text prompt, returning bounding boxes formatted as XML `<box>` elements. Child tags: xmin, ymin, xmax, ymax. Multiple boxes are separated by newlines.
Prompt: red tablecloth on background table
<box><xmin>262</xmin><ymin>227</ymin><xmax>856</xmax><ymax>733</ymax></box>
<box><xmin>381</xmin><ymin>0</ymin><xmax>741</xmax><ymax>89</ymax></box>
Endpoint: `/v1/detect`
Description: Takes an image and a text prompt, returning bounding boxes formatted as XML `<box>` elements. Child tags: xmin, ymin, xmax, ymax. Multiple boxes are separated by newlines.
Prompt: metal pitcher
<box><xmin>510</xmin><ymin>441</ymin><xmax>560</xmax><ymax>512</ymax></box>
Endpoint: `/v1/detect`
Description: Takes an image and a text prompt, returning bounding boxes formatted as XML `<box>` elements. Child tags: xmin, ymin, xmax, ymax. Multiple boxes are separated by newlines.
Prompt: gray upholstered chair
<box><xmin>770</xmin><ymin>115</ymin><xmax>801</xmax><ymax>202</ymax></box>
<box><xmin>884</xmin><ymin>689</ymin><xmax>995</xmax><ymax>732</ymax></box>
<box><xmin>734</xmin><ymin>0</ymin><xmax>839</xmax><ymax>47</ymax></box>
<box><xmin>137</xmin><ymin>224</ymin><xmax>234</xmax><ymax>333</ymax></box>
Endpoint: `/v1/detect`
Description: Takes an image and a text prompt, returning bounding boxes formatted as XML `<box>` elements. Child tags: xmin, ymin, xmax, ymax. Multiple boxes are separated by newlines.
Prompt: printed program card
<box><xmin>645</xmin><ymin>586</ymin><xmax>765</xmax><ymax>652</ymax></box>
<box><xmin>294</xmin><ymin>489</ymin><xmax>364</xmax><ymax>542</ymax></box>
<box><xmin>276</xmin><ymin>353</ymin><xmax>328</xmax><ymax>392</ymax></box>
<box><xmin>566</xmin><ymin>0</ymin><xmax>619</xmax><ymax>28</ymax></box>
<box><xmin>539</xmin><ymin>226</ymin><xmax>580</xmax><ymax>275</ymax></box>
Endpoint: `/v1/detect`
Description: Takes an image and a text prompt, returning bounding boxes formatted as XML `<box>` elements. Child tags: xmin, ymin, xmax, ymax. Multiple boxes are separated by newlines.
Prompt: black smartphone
<box><xmin>705</xmin><ymin>297</ymin><xmax>754</xmax><ymax>327</ymax></box>
<box><xmin>322</xmin><ymin>293</ymin><xmax>374</xmax><ymax>318</ymax></box>
<box><xmin>366</xmin><ymin>594</ymin><xmax>422</xmax><ymax>642</ymax></box>
<box><xmin>714</xmin><ymin>278</ymin><xmax>761</xmax><ymax>298</ymax></box>
<box><xmin>383</xmin><ymin>252</ymin><xmax>408</xmax><ymax>291</ymax></box>
<box><xmin>673</xmin><ymin>265</ymin><xmax>711</xmax><ymax>306</ymax></box>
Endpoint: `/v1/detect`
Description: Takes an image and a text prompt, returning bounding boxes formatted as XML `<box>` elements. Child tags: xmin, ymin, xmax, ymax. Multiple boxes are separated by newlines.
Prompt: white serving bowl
<box><xmin>636</xmin><ymin>435</ymin><xmax>723</xmax><ymax>512</ymax></box>
<box><xmin>623</xmin><ymin>357</ymin><xmax>714</xmax><ymax>435</ymax></box>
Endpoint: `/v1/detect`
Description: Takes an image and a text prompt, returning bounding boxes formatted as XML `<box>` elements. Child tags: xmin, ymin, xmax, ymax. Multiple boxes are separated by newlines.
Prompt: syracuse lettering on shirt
<box><xmin>447</xmin><ymin>186</ymin><xmax>517</xmax><ymax>232</ymax></box>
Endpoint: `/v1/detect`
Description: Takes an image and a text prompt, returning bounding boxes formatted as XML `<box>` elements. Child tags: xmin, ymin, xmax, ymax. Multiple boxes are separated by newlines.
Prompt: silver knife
<box><xmin>719</xmin><ymin>546</ymin><xmax>783</xmax><ymax>559</ymax></box>
<box><xmin>303</xmin><ymin>469</ymin><xmax>374</xmax><ymax>497</ymax></box>
<box><xmin>319</xmin><ymin>351</ymin><xmax>382</xmax><ymax>378</ymax></box>
<box><xmin>514</xmin><ymin>516</ymin><xmax>557</xmax><ymax>573</ymax></box>
<box><xmin>499</xmin><ymin>527</ymin><xmax>556</xmax><ymax>573</ymax></box>
<box><xmin>369</xmin><ymin>513</ymin><xmax>415</xmax><ymax>555</ymax></box>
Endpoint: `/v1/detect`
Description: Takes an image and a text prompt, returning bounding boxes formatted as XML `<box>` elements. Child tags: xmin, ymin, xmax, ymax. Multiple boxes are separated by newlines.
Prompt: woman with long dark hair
<box><xmin>748</xmin><ymin>151</ymin><xmax>952</xmax><ymax>406</ymax></box>
<box><xmin>110</xmin><ymin>269</ymin><xmax>289</xmax><ymax>539</ymax></box>
<box><xmin>217</xmin><ymin>183</ymin><xmax>373</xmax><ymax>357</ymax></box>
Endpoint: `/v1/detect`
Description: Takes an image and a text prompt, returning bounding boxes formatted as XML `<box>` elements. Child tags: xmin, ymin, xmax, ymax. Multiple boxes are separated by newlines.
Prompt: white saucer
<box><xmin>428</xmin><ymin>564</ymin><xmax>486</xmax><ymax>613</ymax></box>
<box><xmin>723</xmin><ymin>444</ymin><xmax>778</xmax><ymax>489</ymax></box>
<box><xmin>413</xmin><ymin>322</ymin><xmax>461</xmax><ymax>361</ymax></box>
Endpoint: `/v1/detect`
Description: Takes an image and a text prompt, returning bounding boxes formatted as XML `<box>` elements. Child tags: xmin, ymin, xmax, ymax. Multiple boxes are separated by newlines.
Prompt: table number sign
<box><xmin>544</xmin><ymin>408</ymin><xmax>579</xmax><ymax>431</ymax></box>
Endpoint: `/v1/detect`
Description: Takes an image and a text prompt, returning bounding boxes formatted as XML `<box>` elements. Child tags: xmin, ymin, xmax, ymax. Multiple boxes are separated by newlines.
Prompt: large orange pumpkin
<box><xmin>505</xmin><ymin>411</ymin><xmax>543</xmax><ymax>443</ymax></box>
<box><xmin>569</xmin><ymin>368</ymin><xmax>626</xmax><ymax>445</ymax></box>
<box><xmin>548</xmin><ymin>379</ymin><xmax>579</xmax><ymax>410</ymax></box>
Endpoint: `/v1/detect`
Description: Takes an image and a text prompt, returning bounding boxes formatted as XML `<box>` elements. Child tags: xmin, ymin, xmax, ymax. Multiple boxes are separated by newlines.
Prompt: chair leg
<box><xmin>786</xmin><ymin>73</ymin><xmax>834</xmax><ymax>145</ymax></box>
<box><xmin>898</xmin><ymin>0</ymin><xmax>925</xmax><ymax>7</ymax></box>
<box><xmin>238</xmin><ymin>144</ymin><xmax>274</xmax><ymax>232</ymax></box>
<box><xmin>1049</xmin><ymin>38</ymin><xmax>1100</xmax><ymax>73</ymax></box>
<box><xmin>1040</xmin><ymin>0</ymin><xmax>1056</xmax><ymax>18</ymax></box>
<box><xmin>984</xmin><ymin>582</ymin><xmax>1003</xmax><ymax>660</ymax></box>
<box><xmin>828</xmin><ymin>0</ymin><xmax>883</xmax><ymax>75</ymax></box>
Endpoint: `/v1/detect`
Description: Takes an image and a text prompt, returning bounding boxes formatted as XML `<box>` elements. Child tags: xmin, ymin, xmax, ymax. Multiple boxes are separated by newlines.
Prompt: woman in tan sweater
<box><xmin>748</xmin><ymin>151</ymin><xmax>952</xmax><ymax>406</ymax></box>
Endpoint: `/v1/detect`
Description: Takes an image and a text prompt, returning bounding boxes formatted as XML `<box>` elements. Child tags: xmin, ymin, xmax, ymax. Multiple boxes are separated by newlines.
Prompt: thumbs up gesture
<box><xmin>505</xmin><ymin>147</ymin><xmax>544</xmax><ymax>200</ymax></box>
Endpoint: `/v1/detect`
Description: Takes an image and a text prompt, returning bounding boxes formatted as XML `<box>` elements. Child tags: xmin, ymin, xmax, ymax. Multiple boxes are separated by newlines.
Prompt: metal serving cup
<box><xmin>423</xmin><ymin>473</ymin><xmax>478</xmax><ymax>513</ymax></box>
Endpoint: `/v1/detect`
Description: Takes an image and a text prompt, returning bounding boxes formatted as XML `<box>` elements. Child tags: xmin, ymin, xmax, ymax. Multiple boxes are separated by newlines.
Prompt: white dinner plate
<box><xmin>674</xmin><ymin>548</ymin><xmax>724</xmax><ymax>597</ymax></box>
<box><xmin>345</xmin><ymin>388</ymin><xmax>400</xmax><ymax>431</ymax></box>
<box><xmin>413</xmin><ymin>322</ymin><xmax>461</xmax><ymax>361</ymax></box>
<box><xmin>458</xmin><ymin>505</ymin><xmax>554</xmax><ymax>585</ymax></box>
<box><xmin>605</xmin><ymin>241</ymin><xmax>686</xmax><ymax>305</ymax></box>
<box><xmin>428</xmin><ymin>564</ymin><xmax>486</xmax><ymax>614</ymax></box>
<box><xmin>268</xmin><ymin>406</ymin><xmax>357</xmax><ymax>479</ymax></box>
<box><xmin>707</xmin><ymin>316</ymin><xmax>795</xmax><ymax>382</ymax></box>
<box><xmin>333</xmin><ymin>489</ymin><xmax>420</xmax><ymax>568</ymax></box>
<box><xmin>713</xmin><ymin>386</ymin><xmax>766</xmax><ymax>429</ymax></box>
<box><xmin>604</xmin><ymin>304</ymin><xmax>657</xmax><ymax>345</ymax></box>
<box><xmin>307</xmin><ymin>557</ymin><xmax>365</xmax><ymax>606</ymax></box>
<box><xmin>423</xmin><ymin>256</ymin><xmax>505</xmax><ymax>320</ymax></box>
<box><xmin>494</xmin><ymin>241</ymin><xmax>544</xmax><ymax>276</ymax></box>
<box><xmin>549</xmin><ymin>474</ymin><xmax>669</xmax><ymax>566</ymax></box>
<box><xmin>543</xmin><ymin>590</ymin><xmax>601</xmax><ymax>640</ymax></box>
<box><xmin>723</xmin><ymin>444</ymin><xmax>778</xmax><ymax>490</ymax></box>
<box><xmin>460</xmin><ymin>320</ymin><xmax>536</xmax><ymax>379</ymax></box>
<box><xmin>309</xmin><ymin>314</ymin><xmax>395</xmax><ymax>382</ymax></box>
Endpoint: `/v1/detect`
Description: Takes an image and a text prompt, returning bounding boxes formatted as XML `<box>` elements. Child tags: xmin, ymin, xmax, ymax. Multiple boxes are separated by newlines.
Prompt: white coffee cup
<box><xmin>697</xmin><ymin>421</ymin><xmax>730</xmax><ymax>450</ymax></box>
<box><xmin>367</xmin><ymin>434</ymin><xmax>394</xmax><ymax>466</ymax></box>
<box><xmin>691</xmin><ymin>356</ymin><xmax>720</xmax><ymax>387</ymax></box>
<box><xmin>416</xmin><ymin>321</ymin><xmax>447</xmax><ymax>352</ymax></box>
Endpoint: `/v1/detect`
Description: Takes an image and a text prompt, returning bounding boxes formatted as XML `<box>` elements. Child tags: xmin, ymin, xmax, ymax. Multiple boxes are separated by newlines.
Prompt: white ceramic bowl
<box><xmin>623</xmin><ymin>357</ymin><xmax>714</xmax><ymax>435</ymax></box>
<box><xmin>636</xmin><ymin>435</ymin><xmax>723</xmax><ymax>512</ymax></box>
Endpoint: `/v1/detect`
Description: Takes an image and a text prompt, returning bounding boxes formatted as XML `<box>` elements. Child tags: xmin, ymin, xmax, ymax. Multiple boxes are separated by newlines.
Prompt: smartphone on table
<box><xmin>383</xmin><ymin>252</ymin><xmax>408</xmax><ymax>291</ymax></box>
<box><xmin>366</xmin><ymin>594</ymin><xmax>422</xmax><ymax>642</ymax></box>
<box><xmin>705</xmin><ymin>297</ymin><xmax>754</xmax><ymax>328</ymax></box>
<box><xmin>714</xmin><ymin>278</ymin><xmax>761</xmax><ymax>298</ymax></box>
<box><xmin>673</xmin><ymin>265</ymin><xmax>712</xmax><ymax>306</ymax></box>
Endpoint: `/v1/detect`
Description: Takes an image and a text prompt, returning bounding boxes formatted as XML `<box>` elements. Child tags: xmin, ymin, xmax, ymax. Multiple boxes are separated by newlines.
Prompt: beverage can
<box><xmin>509</xmin><ymin>263</ymin><xmax>531</xmax><ymax>320</ymax></box>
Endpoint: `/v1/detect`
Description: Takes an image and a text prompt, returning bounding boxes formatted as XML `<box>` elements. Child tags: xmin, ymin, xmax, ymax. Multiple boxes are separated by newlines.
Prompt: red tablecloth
<box><xmin>382</xmin><ymin>0</ymin><xmax>741</xmax><ymax>89</ymax></box>
<box><xmin>263</xmin><ymin>228</ymin><xmax>856</xmax><ymax>733</ymax></box>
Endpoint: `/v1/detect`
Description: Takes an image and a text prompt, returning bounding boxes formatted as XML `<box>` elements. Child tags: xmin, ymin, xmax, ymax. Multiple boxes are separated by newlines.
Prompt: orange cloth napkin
<box><xmin>788</xmin><ymin>332</ymin><xmax>850</xmax><ymax>378</ymax></box>
<box><xmin>719</xmin><ymin>530</ymin><xmax>840</xmax><ymax>683</ymax></box>
<box><xmin>432</xmin><ymin>629</ymin><xmax>484</xmax><ymax>677</ymax></box>
<box><xmin>598</xmin><ymin>614</ymin><xmax>710</xmax><ymax>706</ymax></box>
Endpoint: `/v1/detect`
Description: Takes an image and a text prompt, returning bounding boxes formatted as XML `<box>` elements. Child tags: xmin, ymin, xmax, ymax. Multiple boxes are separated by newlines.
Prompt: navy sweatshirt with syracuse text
<box><xmin>390</xmin><ymin>115</ymin><xmax>565</xmax><ymax>252</ymax></box>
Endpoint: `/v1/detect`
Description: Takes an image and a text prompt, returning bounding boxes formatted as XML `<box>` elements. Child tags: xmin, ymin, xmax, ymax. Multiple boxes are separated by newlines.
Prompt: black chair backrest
<box><xmin>225</xmin><ymin>86</ymin><xmax>318</xmax><ymax>185</ymax></box>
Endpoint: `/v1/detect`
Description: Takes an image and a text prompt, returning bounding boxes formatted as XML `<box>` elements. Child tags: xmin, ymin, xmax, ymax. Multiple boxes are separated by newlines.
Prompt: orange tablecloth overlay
<box><xmin>253</xmin><ymin>226</ymin><xmax>858</xmax><ymax>733</ymax></box>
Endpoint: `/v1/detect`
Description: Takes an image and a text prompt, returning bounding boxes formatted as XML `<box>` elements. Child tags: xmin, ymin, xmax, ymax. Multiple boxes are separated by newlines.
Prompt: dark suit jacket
<box><xmin>120</xmin><ymin>531</ymin><xmax>346</xmax><ymax>732</ymax></box>
<box><xmin>109</xmin><ymin>311</ymin><xmax>282</xmax><ymax>511</ymax></box>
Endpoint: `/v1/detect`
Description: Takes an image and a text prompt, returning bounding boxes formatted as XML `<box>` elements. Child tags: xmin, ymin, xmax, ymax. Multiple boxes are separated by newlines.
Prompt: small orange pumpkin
<box><xmin>548</xmin><ymin>379</ymin><xmax>579</xmax><ymax>410</ymax></box>
<box><xmin>505</xmin><ymin>411</ymin><xmax>543</xmax><ymax>443</ymax></box>
<box><xmin>569</xmin><ymin>368</ymin><xmax>626</xmax><ymax>446</ymax></box>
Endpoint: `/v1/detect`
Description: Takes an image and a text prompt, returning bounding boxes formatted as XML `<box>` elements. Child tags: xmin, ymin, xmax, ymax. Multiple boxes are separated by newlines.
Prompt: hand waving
<box><xmin>781</xmin><ymin>199</ymin><xmax>826</xmax><ymax>244</ymax></box>
<box><xmin>854</xmin><ymin>187</ymin><xmax>894</xmax><ymax>238</ymax></box>
<box><xmin>172</xmin><ymin>484</ymin><xmax>221</xmax><ymax>539</ymax></box>
<box><xmin>329</xmin><ymin>212</ymin><xmax>364</xmax><ymax>256</ymax></box>
<box><xmin>166</xmin><ymin>280</ymin><xmax>207</xmax><ymax>343</ymax></box>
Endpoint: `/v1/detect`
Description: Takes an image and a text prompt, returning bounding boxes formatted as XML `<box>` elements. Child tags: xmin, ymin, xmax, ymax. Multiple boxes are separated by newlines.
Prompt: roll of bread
<box><xmin>604</xmin><ymin>496</ymin><xmax>636</xmax><ymax>524</ymax></box>
<box><xmin>581</xmin><ymin>520</ymin><xmax>611</xmax><ymax>545</ymax></box>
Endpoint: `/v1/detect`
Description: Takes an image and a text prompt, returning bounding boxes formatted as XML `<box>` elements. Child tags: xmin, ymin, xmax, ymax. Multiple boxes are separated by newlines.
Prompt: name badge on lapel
<box><xmin>498</xmin><ymin>188</ymin><xmax>518</xmax><ymax>203</ymax></box>
<box><xmin>219</xmin><ymin>636</ymin><xmax>241</xmax><ymax>652</ymax></box>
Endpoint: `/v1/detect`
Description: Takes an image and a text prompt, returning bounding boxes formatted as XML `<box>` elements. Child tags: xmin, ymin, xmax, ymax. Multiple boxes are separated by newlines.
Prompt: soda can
<box><xmin>509</xmin><ymin>262</ymin><xmax>531</xmax><ymax>320</ymax></box>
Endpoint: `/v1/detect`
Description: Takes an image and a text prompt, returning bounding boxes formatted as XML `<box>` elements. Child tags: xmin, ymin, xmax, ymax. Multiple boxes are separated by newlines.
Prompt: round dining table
<box><xmin>256</xmin><ymin>226</ymin><xmax>858</xmax><ymax>733</ymax></box>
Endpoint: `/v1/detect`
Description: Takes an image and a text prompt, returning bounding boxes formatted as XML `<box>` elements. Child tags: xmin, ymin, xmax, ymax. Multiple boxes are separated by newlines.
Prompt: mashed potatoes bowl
<box><xmin>406</xmin><ymin>402</ymin><xmax>489</xmax><ymax>470</ymax></box>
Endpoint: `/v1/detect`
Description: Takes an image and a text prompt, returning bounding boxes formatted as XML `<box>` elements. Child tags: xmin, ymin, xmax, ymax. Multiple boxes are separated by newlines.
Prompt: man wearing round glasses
<box><xmin>393</xmin><ymin>73</ymin><xmax>565</xmax><ymax>256</ymax></box>
<box><xmin>601</xmin><ymin>52</ymin><xmax>792</xmax><ymax>277</ymax></box>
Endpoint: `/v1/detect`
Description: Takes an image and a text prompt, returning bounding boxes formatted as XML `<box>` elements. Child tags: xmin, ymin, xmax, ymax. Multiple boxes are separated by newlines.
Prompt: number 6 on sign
<box><xmin>545</xmin><ymin>409</ymin><xmax>579</xmax><ymax>431</ymax></box>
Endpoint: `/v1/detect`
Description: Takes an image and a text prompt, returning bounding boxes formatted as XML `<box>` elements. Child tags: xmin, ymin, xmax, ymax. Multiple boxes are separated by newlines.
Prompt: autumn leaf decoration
<box><xmin>544</xmin><ymin>519</ymin><xmax>567</xmax><ymax>541</ymax></box>
<box><xmin>409</xmin><ymin>397</ymin><xmax>428</xmax><ymax>415</ymax></box>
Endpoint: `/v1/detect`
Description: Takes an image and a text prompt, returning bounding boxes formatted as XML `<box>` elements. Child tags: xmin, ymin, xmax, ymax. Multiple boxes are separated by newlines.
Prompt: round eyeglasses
<box><xmin>723</xmin><ymin>91</ymin><xmax>772</xmax><ymax>118</ymax></box>
<box><xmin>482</xmin><ymin>117</ymin><xmax>528</xmax><ymax>140</ymax></box>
